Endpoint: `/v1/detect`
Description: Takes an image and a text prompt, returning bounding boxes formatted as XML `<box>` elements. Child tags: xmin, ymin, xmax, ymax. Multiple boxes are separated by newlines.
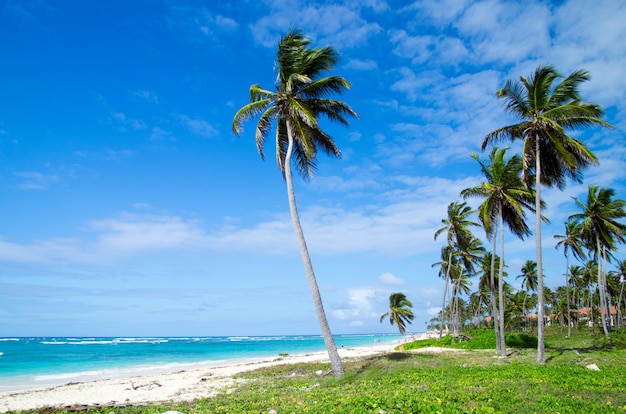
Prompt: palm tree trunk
<box><xmin>535</xmin><ymin>136</ymin><xmax>546</xmax><ymax>364</ymax></box>
<box><xmin>439</xmin><ymin>251</ymin><xmax>452</xmax><ymax>340</ymax></box>
<box><xmin>597</xmin><ymin>238</ymin><xmax>610</xmax><ymax>337</ymax></box>
<box><xmin>454</xmin><ymin>276</ymin><xmax>462</xmax><ymax>340</ymax></box>
<box><xmin>522</xmin><ymin>292</ymin><xmax>527</xmax><ymax>330</ymax></box>
<box><xmin>498</xmin><ymin>211</ymin><xmax>506</xmax><ymax>356</ymax></box>
<box><xmin>490</xmin><ymin>234</ymin><xmax>501</xmax><ymax>352</ymax></box>
<box><xmin>617</xmin><ymin>277</ymin><xmax>624</xmax><ymax>328</ymax></box>
<box><xmin>285</xmin><ymin>122</ymin><xmax>344</xmax><ymax>377</ymax></box>
<box><xmin>566</xmin><ymin>255</ymin><xmax>571</xmax><ymax>337</ymax></box>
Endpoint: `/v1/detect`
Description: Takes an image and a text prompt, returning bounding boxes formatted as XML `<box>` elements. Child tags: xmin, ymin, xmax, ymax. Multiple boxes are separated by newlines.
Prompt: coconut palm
<box><xmin>380</xmin><ymin>292</ymin><xmax>415</xmax><ymax>335</ymax></box>
<box><xmin>554</xmin><ymin>219</ymin><xmax>587</xmax><ymax>336</ymax></box>
<box><xmin>462</xmin><ymin>147</ymin><xmax>536</xmax><ymax>356</ymax></box>
<box><xmin>482</xmin><ymin>64</ymin><xmax>611</xmax><ymax>363</ymax></box>
<box><xmin>232</xmin><ymin>29</ymin><xmax>357</xmax><ymax>377</ymax></box>
<box><xmin>434</xmin><ymin>201</ymin><xmax>480</xmax><ymax>339</ymax></box>
<box><xmin>570</xmin><ymin>186</ymin><xmax>626</xmax><ymax>336</ymax></box>
<box><xmin>516</xmin><ymin>260</ymin><xmax>538</xmax><ymax>329</ymax></box>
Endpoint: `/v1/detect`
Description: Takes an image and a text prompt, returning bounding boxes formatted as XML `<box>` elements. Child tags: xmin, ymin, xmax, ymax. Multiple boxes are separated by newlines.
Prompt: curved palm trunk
<box><xmin>498</xmin><ymin>211</ymin><xmax>507</xmax><ymax>356</ymax></box>
<box><xmin>439</xmin><ymin>251</ymin><xmax>452</xmax><ymax>340</ymax></box>
<box><xmin>285</xmin><ymin>123</ymin><xmax>344</xmax><ymax>377</ymax></box>
<box><xmin>490</xmin><ymin>234</ymin><xmax>501</xmax><ymax>352</ymax></box>
<box><xmin>535</xmin><ymin>136</ymin><xmax>546</xmax><ymax>364</ymax></box>
<box><xmin>522</xmin><ymin>292</ymin><xmax>527</xmax><ymax>330</ymax></box>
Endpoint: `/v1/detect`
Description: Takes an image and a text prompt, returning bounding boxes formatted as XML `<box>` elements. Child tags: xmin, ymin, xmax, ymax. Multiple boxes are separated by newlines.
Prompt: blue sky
<box><xmin>1</xmin><ymin>0</ymin><xmax>624</xmax><ymax>337</ymax></box>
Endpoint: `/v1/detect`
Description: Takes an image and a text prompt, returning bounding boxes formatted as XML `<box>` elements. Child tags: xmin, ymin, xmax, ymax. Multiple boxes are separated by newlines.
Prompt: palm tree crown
<box><xmin>380</xmin><ymin>292</ymin><xmax>415</xmax><ymax>335</ymax></box>
<box><xmin>571</xmin><ymin>186</ymin><xmax>626</xmax><ymax>255</ymax></box>
<box><xmin>482</xmin><ymin>64</ymin><xmax>609</xmax><ymax>188</ymax></box>
<box><xmin>517</xmin><ymin>260</ymin><xmax>539</xmax><ymax>293</ymax></box>
<box><xmin>233</xmin><ymin>29</ymin><xmax>357</xmax><ymax>179</ymax></box>
<box><xmin>555</xmin><ymin>219</ymin><xmax>587</xmax><ymax>262</ymax></box>
<box><xmin>462</xmin><ymin>147</ymin><xmax>536</xmax><ymax>239</ymax></box>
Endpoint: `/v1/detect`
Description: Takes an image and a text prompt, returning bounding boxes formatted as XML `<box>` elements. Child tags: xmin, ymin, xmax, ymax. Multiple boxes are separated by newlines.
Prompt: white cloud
<box><xmin>332</xmin><ymin>287</ymin><xmax>378</xmax><ymax>322</ymax></box>
<box><xmin>345</xmin><ymin>58</ymin><xmax>378</xmax><ymax>71</ymax></box>
<box><xmin>90</xmin><ymin>213</ymin><xmax>206</xmax><ymax>252</ymax></box>
<box><xmin>378</xmin><ymin>272</ymin><xmax>404</xmax><ymax>285</ymax></box>
<box><xmin>251</xmin><ymin>2</ymin><xmax>382</xmax><ymax>49</ymax></box>
<box><xmin>179</xmin><ymin>115</ymin><xmax>217</xmax><ymax>138</ymax></box>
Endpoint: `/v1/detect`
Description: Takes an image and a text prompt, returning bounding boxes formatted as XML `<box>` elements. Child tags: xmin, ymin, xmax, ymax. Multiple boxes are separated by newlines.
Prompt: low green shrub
<box><xmin>506</xmin><ymin>332</ymin><xmax>538</xmax><ymax>348</ymax></box>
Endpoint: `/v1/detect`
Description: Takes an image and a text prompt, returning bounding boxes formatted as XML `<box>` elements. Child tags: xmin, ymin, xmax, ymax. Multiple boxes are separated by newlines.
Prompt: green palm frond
<box><xmin>484</xmin><ymin>64</ymin><xmax>611</xmax><ymax>191</ymax></box>
<box><xmin>233</xmin><ymin>29</ymin><xmax>357</xmax><ymax>181</ymax></box>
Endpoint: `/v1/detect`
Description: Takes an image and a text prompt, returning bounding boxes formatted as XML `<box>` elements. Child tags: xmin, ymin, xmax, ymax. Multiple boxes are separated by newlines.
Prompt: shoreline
<box><xmin>0</xmin><ymin>341</ymin><xmax>408</xmax><ymax>412</ymax></box>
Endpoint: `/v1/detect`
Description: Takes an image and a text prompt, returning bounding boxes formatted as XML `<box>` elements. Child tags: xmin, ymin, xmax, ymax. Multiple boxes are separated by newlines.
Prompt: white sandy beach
<box><xmin>0</xmin><ymin>343</ymin><xmax>400</xmax><ymax>412</ymax></box>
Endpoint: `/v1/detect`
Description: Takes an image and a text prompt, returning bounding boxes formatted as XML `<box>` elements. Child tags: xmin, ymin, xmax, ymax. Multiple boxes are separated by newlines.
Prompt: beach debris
<box><xmin>315</xmin><ymin>370</ymin><xmax>323</xmax><ymax>375</ymax></box>
<box><xmin>162</xmin><ymin>411</ymin><xmax>186</xmax><ymax>414</ymax></box>
<box><xmin>129</xmin><ymin>380</ymin><xmax>163</xmax><ymax>390</ymax></box>
<box><xmin>586</xmin><ymin>363</ymin><xmax>600</xmax><ymax>371</ymax></box>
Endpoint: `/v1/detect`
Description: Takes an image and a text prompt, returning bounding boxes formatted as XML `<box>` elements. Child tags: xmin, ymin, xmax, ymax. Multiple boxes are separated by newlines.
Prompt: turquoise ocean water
<box><xmin>0</xmin><ymin>334</ymin><xmax>403</xmax><ymax>392</ymax></box>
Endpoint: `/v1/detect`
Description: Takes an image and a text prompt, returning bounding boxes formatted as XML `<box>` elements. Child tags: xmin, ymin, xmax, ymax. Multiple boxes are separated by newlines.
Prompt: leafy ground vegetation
<box><xmin>14</xmin><ymin>328</ymin><xmax>626</xmax><ymax>414</ymax></box>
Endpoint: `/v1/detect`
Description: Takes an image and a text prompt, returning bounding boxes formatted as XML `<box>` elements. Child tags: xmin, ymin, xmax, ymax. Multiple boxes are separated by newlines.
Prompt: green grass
<box><xmin>10</xmin><ymin>329</ymin><xmax>626</xmax><ymax>414</ymax></box>
<box><xmin>400</xmin><ymin>328</ymin><xmax>538</xmax><ymax>351</ymax></box>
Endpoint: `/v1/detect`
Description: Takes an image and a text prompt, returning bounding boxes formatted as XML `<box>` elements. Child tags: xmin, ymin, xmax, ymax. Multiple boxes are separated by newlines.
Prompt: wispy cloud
<box><xmin>134</xmin><ymin>90</ymin><xmax>159</xmax><ymax>104</ymax></box>
<box><xmin>111</xmin><ymin>112</ymin><xmax>147</xmax><ymax>131</ymax></box>
<box><xmin>164</xmin><ymin>1</ymin><xmax>239</xmax><ymax>41</ymax></box>
<box><xmin>250</xmin><ymin>1</ymin><xmax>382</xmax><ymax>49</ymax></box>
<box><xmin>14</xmin><ymin>171</ymin><xmax>59</xmax><ymax>190</ymax></box>
<box><xmin>179</xmin><ymin>115</ymin><xmax>217</xmax><ymax>138</ymax></box>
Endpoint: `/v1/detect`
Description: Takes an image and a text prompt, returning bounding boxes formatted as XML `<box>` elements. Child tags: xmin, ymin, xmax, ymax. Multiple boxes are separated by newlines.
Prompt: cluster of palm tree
<box><xmin>430</xmin><ymin>257</ymin><xmax>626</xmax><ymax>337</ymax></box>
<box><xmin>233</xmin><ymin>28</ymin><xmax>620</xmax><ymax>376</ymax></box>
<box><xmin>433</xmin><ymin>65</ymin><xmax>620</xmax><ymax>362</ymax></box>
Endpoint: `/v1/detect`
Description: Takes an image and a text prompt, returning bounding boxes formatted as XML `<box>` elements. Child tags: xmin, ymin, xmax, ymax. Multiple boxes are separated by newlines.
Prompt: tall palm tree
<box><xmin>516</xmin><ymin>260</ymin><xmax>538</xmax><ymax>329</ymax></box>
<box><xmin>232</xmin><ymin>29</ymin><xmax>357</xmax><ymax>377</ymax></box>
<box><xmin>462</xmin><ymin>147</ymin><xmax>536</xmax><ymax>356</ymax></box>
<box><xmin>570</xmin><ymin>186</ymin><xmax>626</xmax><ymax>336</ymax></box>
<box><xmin>380</xmin><ymin>292</ymin><xmax>415</xmax><ymax>335</ymax></box>
<box><xmin>482</xmin><ymin>64</ymin><xmax>611</xmax><ymax>363</ymax></box>
<box><xmin>554</xmin><ymin>219</ymin><xmax>587</xmax><ymax>336</ymax></box>
<box><xmin>434</xmin><ymin>201</ymin><xmax>480</xmax><ymax>339</ymax></box>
